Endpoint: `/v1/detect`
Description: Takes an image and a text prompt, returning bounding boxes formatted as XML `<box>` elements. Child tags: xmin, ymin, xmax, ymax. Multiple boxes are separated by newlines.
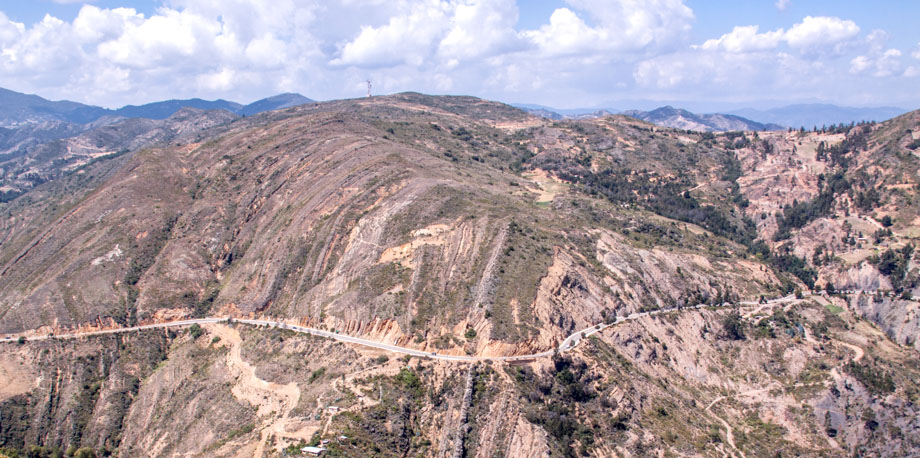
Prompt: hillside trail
<box><xmin>206</xmin><ymin>324</ymin><xmax>312</xmax><ymax>458</ymax></box>
<box><xmin>705</xmin><ymin>388</ymin><xmax>758</xmax><ymax>458</ymax></box>
<box><xmin>805</xmin><ymin>295</ymin><xmax>865</xmax><ymax>362</ymax></box>
<box><xmin>742</xmin><ymin>301</ymin><xmax>772</xmax><ymax>319</ymax></box>
<box><xmin>837</xmin><ymin>340</ymin><xmax>865</xmax><ymax>362</ymax></box>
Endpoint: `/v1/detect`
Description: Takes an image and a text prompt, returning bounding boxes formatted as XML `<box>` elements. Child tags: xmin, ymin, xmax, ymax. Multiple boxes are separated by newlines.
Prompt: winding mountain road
<box><xmin>3</xmin><ymin>295</ymin><xmax>802</xmax><ymax>362</ymax></box>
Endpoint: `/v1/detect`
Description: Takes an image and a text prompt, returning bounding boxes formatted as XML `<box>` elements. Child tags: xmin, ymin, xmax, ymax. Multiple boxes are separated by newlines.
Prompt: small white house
<box><xmin>301</xmin><ymin>446</ymin><xmax>327</xmax><ymax>456</ymax></box>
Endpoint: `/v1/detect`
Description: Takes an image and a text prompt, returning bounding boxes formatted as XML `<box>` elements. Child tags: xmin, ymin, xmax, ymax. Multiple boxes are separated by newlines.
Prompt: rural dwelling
<box><xmin>301</xmin><ymin>446</ymin><xmax>327</xmax><ymax>456</ymax></box>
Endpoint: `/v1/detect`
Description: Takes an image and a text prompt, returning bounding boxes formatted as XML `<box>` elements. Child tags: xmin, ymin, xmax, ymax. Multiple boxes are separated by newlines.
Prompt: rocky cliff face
<box><xmin>850</xmin><ymin>294</ymin><xmax>920</xmax><ymax>350</ymax></box>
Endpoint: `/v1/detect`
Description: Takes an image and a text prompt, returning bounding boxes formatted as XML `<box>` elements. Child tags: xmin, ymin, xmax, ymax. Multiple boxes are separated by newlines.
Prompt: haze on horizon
<box><xmin>0</xmin><ymin>0</ymin><xmax>917</xmax><ymax>111</ymax></box>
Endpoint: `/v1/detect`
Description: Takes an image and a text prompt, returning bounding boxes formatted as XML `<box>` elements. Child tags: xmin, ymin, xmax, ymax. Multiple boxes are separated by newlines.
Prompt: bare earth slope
<box><xmin>0</xmin><ymin>94</ymin><xmax>777</xmax><ymax>357</ymax></box>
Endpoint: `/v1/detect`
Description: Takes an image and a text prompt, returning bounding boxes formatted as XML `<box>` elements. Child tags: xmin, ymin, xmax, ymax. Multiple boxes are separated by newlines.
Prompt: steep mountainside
<box><xmin>0</xmin><ymin>95</ymin><xmax>777</xmax><ymax>344</ymax></box>
<box><xmin>0</xmin><ymin>94</ymin><xmax>918</xmax><ymax>457</ymax></box>
<box><xmin>723</xmin><ymin>113</ymin><xmax>920</xmax><ymax>349</ymax></box>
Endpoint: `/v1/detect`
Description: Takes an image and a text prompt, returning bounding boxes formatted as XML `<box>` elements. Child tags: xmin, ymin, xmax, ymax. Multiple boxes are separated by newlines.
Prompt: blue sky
<box><xmin>0</xmin><ymin>1</ymin><xmax>917</xmax><ymax>110</ymax></box>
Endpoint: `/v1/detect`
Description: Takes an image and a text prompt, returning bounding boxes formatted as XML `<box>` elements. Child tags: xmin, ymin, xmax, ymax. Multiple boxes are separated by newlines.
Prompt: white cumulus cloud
<box><xmin>331</xmin><ymin>1</ymin><xmax>453</xmax><ymax>68</ymax></box>
<box><xmin>0</xmin><ymin>1</ymin><xmax>915</xmax><ymax>109</ymax></box>
<box><xmin>701</xmin><ymin>16</ymin><xmax>859</xmax><ymax>54</ymax></box>
<box><xmin>0</xmin><ymin>12</ymin><xmax>24</xmax><ymax>46</ymax></box>
<box><xmin>0</xmin><ymin>1</ymin><xmax>325</xmax><ymax>106</ymax></box>
<box><xmin>524</xmin><ymin>0</ymin><xmax>693</xmax><ymax>56</ymax></box>
<box><xmin>97</xmin><ymin>9</ymin><xmax>220</xmax><ymax>68</ymax></box>
<box><xmin>700</xmin><ymin>25</ymin><xmax>784</xmax><ymax>53</ymax></box>
<box><xmin>784</xmin><ymin>15</ymin><xmax>859</xmax><ymax>49</ymax></box>
<box><xmin>850</xmin><ymin>49</ymin><xmax>903</xmax><ymax>77</ymax></box>
<box><xmin>331</xmin><ymin>0</ymin><xmax>522</xmax><ymax>68</ymax></box>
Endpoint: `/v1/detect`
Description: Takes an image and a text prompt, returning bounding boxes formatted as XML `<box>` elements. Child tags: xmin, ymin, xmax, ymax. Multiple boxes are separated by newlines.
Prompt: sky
<box><xmin>0</xmin><ymin>0</ymin><xmax>918</xmax><ymax>111</ymax></box>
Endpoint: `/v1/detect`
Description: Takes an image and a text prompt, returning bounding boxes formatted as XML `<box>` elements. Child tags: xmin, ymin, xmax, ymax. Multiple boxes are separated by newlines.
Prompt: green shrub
<box><xmin>74</xmin><ymin>448</ymin><xmax>97</xmax><ymax>458</ymax></box>
<box><xmin>189</xmin><ymin>324</ymin><xmax>203</xmax><ymax>339</ymax></box>
<box><xmin>846</xmin><ymin>360</ymin><xmax>895</xmax><ymax>394</ymax></box>
<box><xmin>309</xmin><ymin>367</ymin><xmax>326</xmax><ymax>383</ymax></box>
<box><xmin>395</xmin><ymin>368</ymin><xmax>422</xmax><ymax>396</ymax></box>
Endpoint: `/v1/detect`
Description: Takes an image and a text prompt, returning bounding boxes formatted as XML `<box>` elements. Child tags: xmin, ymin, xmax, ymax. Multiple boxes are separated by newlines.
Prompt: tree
<box><xmin>721</xmin><ymin>311</ymin><xmax>745</xmax><ymax>340</ymax></box>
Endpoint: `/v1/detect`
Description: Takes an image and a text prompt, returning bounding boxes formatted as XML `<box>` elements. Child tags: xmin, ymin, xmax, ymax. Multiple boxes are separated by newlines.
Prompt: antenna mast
<box><xmin>366</xmin><ymin>80</ymin><xmax>372</xmax><ymax>98</ymax></box>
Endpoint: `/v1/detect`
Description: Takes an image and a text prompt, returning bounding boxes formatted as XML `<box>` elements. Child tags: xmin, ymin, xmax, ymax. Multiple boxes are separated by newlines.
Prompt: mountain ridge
<box><xmin>728</xmin><ymin>103</ymin><xmax>908</xmax><ymax>129</ymax></box>
<box><xmin>623</xmin><ymin>106</ymin><xmax>785</xmax><ymax>132</ymax></box>
<box><xmin>515</xmin><ymin>101</ymin><xmax>910</xmax><ymax>131</ymax></box>
<box><xmin>516</xmin><ymin>103</ymin><xmax>782</xmax><ymax>132</ymax></box>
<box><xmin>0</xmin><ymin>87</ymin><xmax>315</xmax><ymax>127</ymax></box>
<box><xmin>1</xmin><ymin>93</ymin><xmax>919</xmax><ymax>457</ymax></box>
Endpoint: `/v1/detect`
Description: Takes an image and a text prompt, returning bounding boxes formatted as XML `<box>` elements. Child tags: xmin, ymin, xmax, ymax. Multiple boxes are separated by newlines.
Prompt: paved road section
<box><xmin>2</xmin><ymin>293</ymin><xmax>817</xmax><ymax>362</ymax></box>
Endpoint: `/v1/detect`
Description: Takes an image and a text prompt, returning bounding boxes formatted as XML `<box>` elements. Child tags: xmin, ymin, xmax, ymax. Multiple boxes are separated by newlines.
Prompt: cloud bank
<box><xmin>0</xmin><ymin>0</ymin><xmax>916</xmax><ymax>108</ymax></box>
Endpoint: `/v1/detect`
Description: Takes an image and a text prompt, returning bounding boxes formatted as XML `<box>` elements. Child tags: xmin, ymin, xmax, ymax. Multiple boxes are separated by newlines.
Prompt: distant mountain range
<box><xmin>512</xmin><ymin>104</ymin><xmax>618</xmax><ymax>120</ymax></box>
<box><xmin>514</xmin><ymin>102</ymin><xmax>910</xmax><ymax>132</ymax></box>
<box><xmin>622</xmin><ymin>106</ymin><xmax>784</xmax><ymax>132</ymax></box>
<box><xmin>0</xmin><ymin>88</ymin><xmax>314</xmax><ymax>201</ymax></box>
<box><xmin>515</xmin><ymin>103</ymin><xmax>778</xmax><ymax>132</ymax></box>
<box><xmin>1</xmin><ymin>86</ymin><xmax>909</xmax><ymax>133</ymax></box>
<box><xmin>727</xmin><ymin>104</ymin><xmax>908</xmax><ymax>129</ymax></box>
<box><xmin>0</xmin><ymin>107</ymin><xmax>241</xmax><ymax>201</ymax></box>
<box><xmin>0</xmin><ymin>87</ymin><xmax>314</xmax><ymax>127</ymax></box>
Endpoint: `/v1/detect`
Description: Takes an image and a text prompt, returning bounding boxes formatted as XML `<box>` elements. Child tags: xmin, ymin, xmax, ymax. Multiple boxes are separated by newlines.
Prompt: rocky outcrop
<box><xmin>450</xmin><ymin>365</ymin><xmax>475</xmax><ymax>458</ymax></box>
<box><xmin>825</xmin><ymin>262</ymin><xmax>891</xmax><ymax>292</ymax></box>
<box><xmin>850</xmin><ymin>294</ymin><xmax>920</xmax><ymax>350</ymax></box>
